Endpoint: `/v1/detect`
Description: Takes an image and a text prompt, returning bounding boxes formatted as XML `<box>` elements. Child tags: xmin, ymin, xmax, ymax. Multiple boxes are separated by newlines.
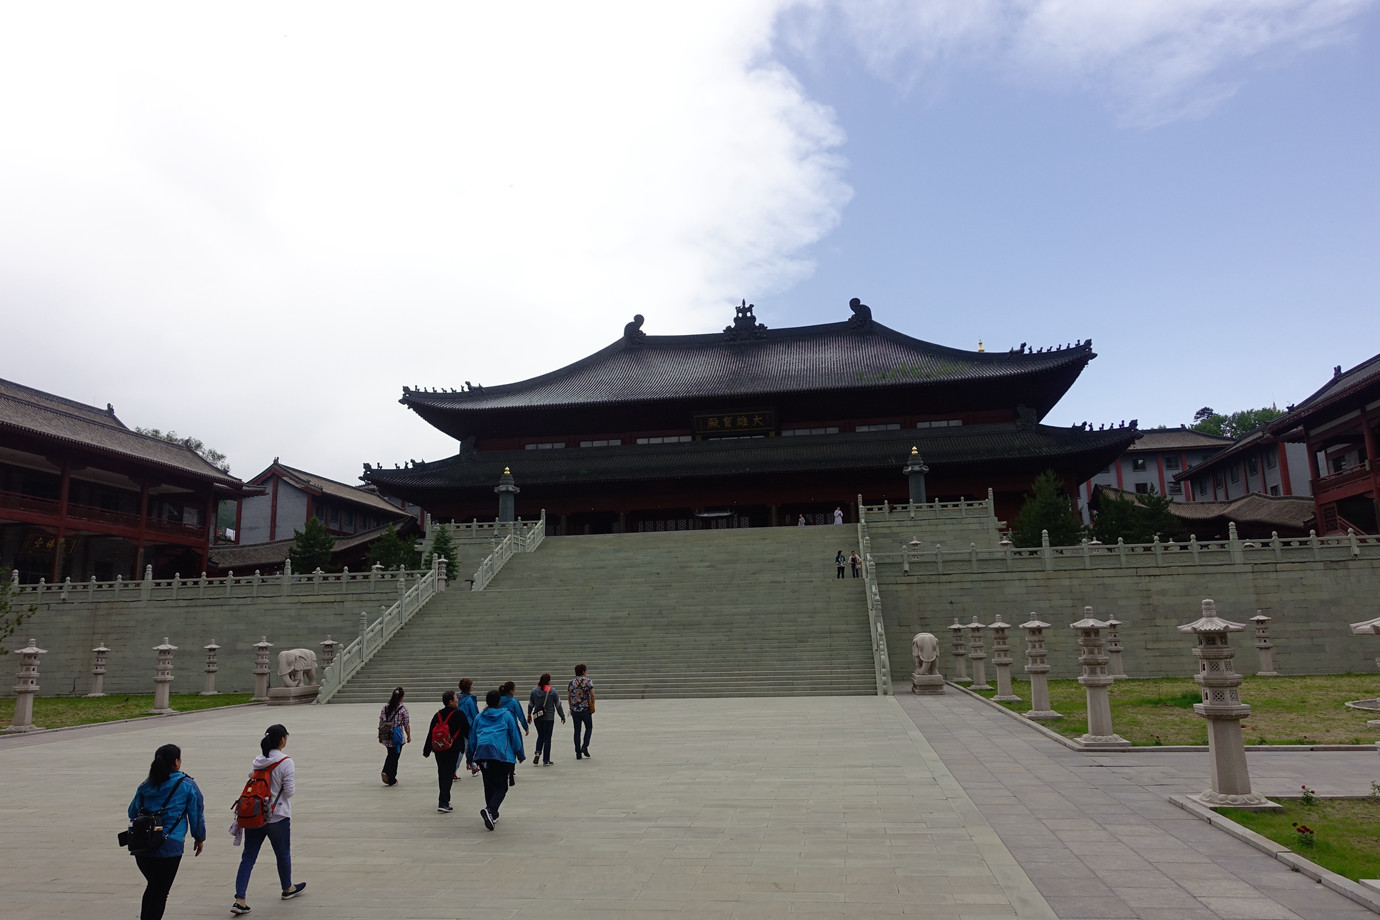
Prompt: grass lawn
<box><xmin>968</xmin><ymin>674</ymin><xmax>1380</xmax><ymax>746</ymax></box>
<box><xmin>1219</xmin><ymin>798</ymin><xmax>1380</xmax><ymax>883</ymax></box>
<box><xmin>0</xmin><ymin>693</ymin><xmax>255</xmax><ymax>730</ymax></box>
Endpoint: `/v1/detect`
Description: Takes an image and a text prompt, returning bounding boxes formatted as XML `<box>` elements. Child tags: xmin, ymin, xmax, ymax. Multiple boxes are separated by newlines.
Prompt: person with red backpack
<box><xmin>422</xmin><ymin>690</ymin><xmax>471</xmax><ymax>813</ymax></box>
<box><xmin>231</xmin><ymin>724</ymin><xmax>306</xmax><ymax>915</ymax></box>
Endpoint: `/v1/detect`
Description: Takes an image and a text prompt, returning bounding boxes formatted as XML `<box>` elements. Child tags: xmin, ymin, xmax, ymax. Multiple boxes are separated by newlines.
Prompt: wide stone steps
<box><xmin>329</xmin><ymin>528</ymin><xmax>877</xmax><ymax>702</ymax></box>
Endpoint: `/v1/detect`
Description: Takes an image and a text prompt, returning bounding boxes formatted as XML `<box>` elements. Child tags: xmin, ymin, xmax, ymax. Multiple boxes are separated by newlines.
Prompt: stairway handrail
<box><xmin>470</xmin><ymin>510</ymin><xmax>547</xmax><ymax>591</ymax></box>
<box><xmin>316</xmin><ymin>560</ymin><xmax>440</xmax><ymax>704</ymax></box>
<box><xmin>857</xmin><ymin>494</ymin><xmax>892</xmax><ymax>696</ymax></box>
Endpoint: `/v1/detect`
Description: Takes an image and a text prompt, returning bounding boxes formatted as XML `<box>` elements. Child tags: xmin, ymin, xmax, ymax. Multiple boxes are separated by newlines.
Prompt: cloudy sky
<box><xmin>2</xmin><ymin>1</ymin><xmax>1376</xmax><ymax>486</ymax></box>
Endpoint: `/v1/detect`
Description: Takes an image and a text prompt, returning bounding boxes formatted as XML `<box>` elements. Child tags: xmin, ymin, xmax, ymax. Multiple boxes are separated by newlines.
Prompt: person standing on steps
<box><xmin>469</xmin><ymin>688</ymin><xmax>525</xmax><ymax>829</ymax></box>
<box><xmin>231</xmin><ymin>724</ymin><xmax>306</xmax><ymax>915</ymax></box>
<box><xmin>378</xmin><ymin>687</ymin><xmax>411</xmax><ymax>786</ymax></box>
<box><xmin>834</xmin><ymin>506</ymin><xmax>844</xmax><ymax>525</ymax></box>
<box><xmin>568</xmin><ymin>663</ymin><xmax>595</xmax><ymax>759</ymax></box>
<box><xmin>850</xmin><ymin>550</ymin><xmax>862</xmax><ymax>578</ymax></box>
<box><xmin>797</xmin><ymin>514</ymin><xmax>806</xmax><ymax>526</ymax></box>
<box><xmin>456</xmin><ymin>678</ymin><xmax>480</xmax><ymax>775</ymax></box>
<box><xmin>422</xmin><ymin>691</ymin><xmax>470</xmax><ymax>813</ymax></box>
<box><xmin>835</xmin><ymin>550</ymin><xmax>846</xmax><ymax>579</ymax></box>
<box><xmin>527</xmin><ymin>672</ymin><xmax>566</xmax><ymax>765</ymax></box>
<box><xmin>127</xmin><ymin>743</ymin><xmax>206</xmax><ymax>920</ymax></box>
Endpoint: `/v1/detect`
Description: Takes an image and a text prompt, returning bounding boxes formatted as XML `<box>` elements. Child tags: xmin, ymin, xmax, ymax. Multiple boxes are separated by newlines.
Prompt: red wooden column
<box><xmin>51</xmin><ymin>461</ymin><xmax>71</xmax><ymax>581</ymax></box>
<box><xmin>1277</xmin><ymin>442</ymin><xmax>1293</xmax><ymax>494</ymax></box>
<box><xmin>1363</xmin><ymin>408</ymin><xmax>1380</xmax><ymax>519</ymax></box>
<box><xmin>134</xmin><ymin>481</ymin><xmax>150</xmax><ymax>575</ymax></box>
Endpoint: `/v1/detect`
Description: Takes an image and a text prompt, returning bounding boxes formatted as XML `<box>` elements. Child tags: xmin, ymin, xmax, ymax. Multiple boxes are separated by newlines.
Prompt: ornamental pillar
<box><xmin>903</xmin><ymin>447</ymin><xmax>929</xmax><ymax>505</ymax></box>
<box><xmin>1251</xmin><ymin>611</ymin><xmax>1280</xmax><ymax>676</ymax></box>
<box><xmin>989</xmin><ymin>617</ymin><xmax>1020</xmax><ymax>701</ymax></box>
<box><xmin>252</xmin><ymin>636</ymin><xmax>274</xmax><ymax>701</ymax></box>
<box><xmin>495</xmin><ymin>466</ymin><xmax>520</xmax><ymax>523</ymax></box>
<box><xmin>967</xmin><ymin>618</ymin><xmax>991</xmax><ymax>690</ymax></box>
<box><xmin>1105</xmin><ymin>615</ymin><xmax>1127</xmax><ymax>679</ymax></box>
<box><xmin>5</xmin><ymin>639</ymin><xmax>47</xmax><ymax>732</ymax></box>
<box><xmin>86</xmin><ymin>641</ymin><xmax>111</xmax><ymax>698</ymax></box>
<box><xmin>1071</xmin><ymin>609</ymin><xmax>1129</xmax><ymax>749</ymax></box>
<box><xmin>201</xmin><ymin>639</ymin><xmax>221</xmax><ymax>696</ymax></box>
<box><xmin>1020</xmin><ymin>616</ymin><xmax>1061</xmax><ymax>720</ymax></box>
<box><xmin>1179</xmin><ymin>600</ymin><xmax>1278</xmax><ymax>809</ymax></box>
<box><xmin>948</xmin><ymin>619</ymin><xmax>970</xmax><ymax>683</ymax></box>
<box><xmin>150</xmin><ymin>638</ymin><xmax>178</xmax><ymax>714</ymax></box>
<box><xmin>320</xmin><ymin>635</ymin><xmax>341</xmax><ymax>672</ymax></box>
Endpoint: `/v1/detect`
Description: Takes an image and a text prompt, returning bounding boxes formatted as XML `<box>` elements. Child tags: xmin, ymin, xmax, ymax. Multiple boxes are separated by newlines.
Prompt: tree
<box><xmin>366</xmin><ymin>524</ymin><xmax>419</xmax><ymax>571</ymax></box>
<box><xmin>0</xmin><ymin>578</ymin><xmax>35</xmax><ymax>655</ymax></box>
<box><xmin>1189</xmin><ymin>406</ymin><xmax>1284</xmax><ymax>440</ymax></box>
<box><xmin>423</xmin><ymin>525</ymin><xmax>457</xmax><ymax>573</ymax></box>
<box><xmin>1010</xmin><ymin>470</ymin><xmax>1085</xmax><ymax>547</ymax></box>
<box><xmin>289</xmin><ymin>517</ymin><xmax>336</xmax><ymax>573</ymax></box>
<box><xmin>1090</xmin><ymin>488</ymin><xmax>1187</xmax><ymax>545</ymax></box>
<box><xmin>135</xmin><ymin>428</ymin><xmax>231</xmax><ymax>473</ymax></box>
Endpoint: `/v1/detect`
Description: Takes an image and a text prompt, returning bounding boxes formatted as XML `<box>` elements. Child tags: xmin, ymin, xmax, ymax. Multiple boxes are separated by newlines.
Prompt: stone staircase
<box><xmin>329</xmin><ymin>526</ymin><xmax>876</xmax><ymax>703</ymax></box>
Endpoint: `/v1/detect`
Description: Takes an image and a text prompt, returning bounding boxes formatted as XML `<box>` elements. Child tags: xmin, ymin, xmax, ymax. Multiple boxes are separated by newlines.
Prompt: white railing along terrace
<box><xmin>470</xmin><ymin>510</ymin><xmax>546</xmax><ymax>591</ymax></box>
<box><xmin>316</xmin><ymin>556</ymin><xmax>445</xmax><ymax>704</ymax></box>
<box><xmin>856</xmin><ymin>495</ymin><xmax>893</xmax><ymax>696</ymax></box>
<box><xmin>860</xmin><ymin>490</ymin><xmax>996</xmax><ymax>522</ymax></box>
<box><xmin>883</xmin><ymin>524</ymin><xmax>1380</xmax><ymax>576</ymax></box>
<box><xmin>8</xmin><ymin>560</ymin><xmax>427</xmax><ymax>604</ymax></box>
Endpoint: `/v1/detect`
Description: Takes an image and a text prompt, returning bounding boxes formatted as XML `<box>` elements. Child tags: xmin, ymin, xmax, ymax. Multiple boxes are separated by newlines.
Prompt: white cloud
<box><xmin>799</xmin><ymin>0</ymin><xmax>1374</xmax><ymax>125</ymax></box>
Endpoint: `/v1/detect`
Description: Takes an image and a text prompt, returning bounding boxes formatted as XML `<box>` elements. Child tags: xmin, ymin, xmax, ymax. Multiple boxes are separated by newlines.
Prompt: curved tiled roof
<box><xmin>1269</xmin><ymin>352</ymin><xmax>1380</xmax><ymax>436</ymax></box>
<box><xmin>364</xmin><ymin>423</ymin><xmax>1137</xmax><ymax>494</ymax></box>
<box><xmin>249</xmin><ymin>462</ymin><xmax>413</xmax><ymax>517</ymax></box>
<box><xmin>0</xmin><ymin>377</ymin><xmax>243</xmax><ymax>487</ymax></box>
<box><xmin>1127</xmin><ymin>428</ymin><xmax>1234</xmax><ymax>452</ymax></box>
<box><xmin>402</xmin><ymin>318</ymin><xmax>1093</xmax><ymax>415</ymax></box>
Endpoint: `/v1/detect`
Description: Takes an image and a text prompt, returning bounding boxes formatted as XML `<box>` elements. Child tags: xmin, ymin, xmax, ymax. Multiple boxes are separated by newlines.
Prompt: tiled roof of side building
<box><xmin>1125</xmin><ymin>428</ymin><xmax>1235</xmax><ymax>452</ymax></box>
<box><xmin>0</xmin><ymin>378</ymin><xmax>244</xmax><ymax>486</ymax></box>
<box><xmin>401</xmin><ymin>315</ymin><xmax>1094</xmax><ymax>414</ymax></box>
<box><xmin>251</xmin><ymin>462</ymin><xmax>414</xmax><ymax>516</ymax></box>
<box><xmin>1268</xmin><ymin>351</ymin><xmax>1380</xmax><ymax>435</ymax></box>
<box><xmin>1094</xmin><ymin>485</ymin><xmax>1314</xmax><ymax>530</ymax></box>
<box><xmin>209</xmin><ymin>521</ymin><xmax>415</xmax><ymax>571</ymax></box>
<box><xmin>364</xmin><ymin>423</ymin><xmax>1139</xmax><ymax>491</ymax></box>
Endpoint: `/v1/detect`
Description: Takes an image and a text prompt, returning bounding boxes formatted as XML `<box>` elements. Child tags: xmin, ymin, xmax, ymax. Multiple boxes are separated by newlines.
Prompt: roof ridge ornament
<box><xmin>723</xmin><ymin>300</ymin><xmax>767</xmax><ymax>341</ymax></box>
<box><xmin>847</xmin><ymin>297</ymin><xmax>872</xmax><ymax>330</ymax></box>
<box><xmin>623</xmin><ymin>313</ymin><xmax>647</xmax><ymax>344</ymax></box>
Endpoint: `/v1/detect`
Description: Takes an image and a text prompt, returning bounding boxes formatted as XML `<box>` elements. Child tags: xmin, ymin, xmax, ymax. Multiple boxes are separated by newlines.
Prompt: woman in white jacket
<box><xmin>232</xmin><ymin>724</ymin><xmax>306</xmax><ymax>915</ymax></box>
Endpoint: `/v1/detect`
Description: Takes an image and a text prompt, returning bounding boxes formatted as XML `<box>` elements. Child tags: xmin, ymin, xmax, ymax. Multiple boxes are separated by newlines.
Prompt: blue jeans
<box><xmin>572</xmin><ymin>711</ymin><xmax>592</xmax><ymax>753</ymax></box>
<box><xmin>235</xmin><ymin>818</ymin><xmax>292</xmax><ymax>898</ymax></box>
<box><xmin>534</xmin><ymin>719</ymin><xmax>555</xmax><ymax>763</ymax></box>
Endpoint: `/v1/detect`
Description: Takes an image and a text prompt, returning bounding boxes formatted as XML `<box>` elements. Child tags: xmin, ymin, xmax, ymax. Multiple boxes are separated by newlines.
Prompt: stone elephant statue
<box><xmin>911</xmin><ymin>632</ymin><xmax>940</xmax><ymax>675</ymax></box>
<box><xmin>277</xmin><ymin>648</ymin><xmax>319</xmax><ymax>688</ymax></box>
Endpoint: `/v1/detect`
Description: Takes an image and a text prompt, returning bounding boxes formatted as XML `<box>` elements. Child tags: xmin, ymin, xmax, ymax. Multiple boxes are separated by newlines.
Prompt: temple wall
<box><xmin>876</xmin><ymin>558</ymin><xmax>1380</xmax><ymax>681</ymax></box>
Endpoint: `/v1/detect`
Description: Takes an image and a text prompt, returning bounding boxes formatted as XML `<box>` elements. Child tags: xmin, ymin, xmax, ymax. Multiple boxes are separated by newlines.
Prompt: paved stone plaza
<box><xmin>1</xmin><ymin>694</ymin><xmax>1375</xmax><ymax>919</ymax></box>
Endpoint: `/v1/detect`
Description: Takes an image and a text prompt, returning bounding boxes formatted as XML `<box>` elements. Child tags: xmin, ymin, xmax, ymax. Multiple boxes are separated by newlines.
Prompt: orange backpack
<box><xmin>233</xmin><ymin>757</ymin><xmax>289</xmax><ymax>829</ymax></box>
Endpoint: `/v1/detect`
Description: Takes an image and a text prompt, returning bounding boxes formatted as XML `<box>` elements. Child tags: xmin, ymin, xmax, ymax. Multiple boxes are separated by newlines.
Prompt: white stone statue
<box><xmin>912</xmin><ymin>632</ymin><xmax>940</xmax><ymax>674</ymax></box>
<box><xmin>277</xmin><ymin>648</ymin><xmax>319</xmax><ymax>688</ymax></box>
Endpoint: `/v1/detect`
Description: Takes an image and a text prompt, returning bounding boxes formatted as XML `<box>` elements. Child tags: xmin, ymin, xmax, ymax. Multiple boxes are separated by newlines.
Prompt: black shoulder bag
<box><xmin>120</xmin><ymin>775</ymin><xmax>188</xmax><ymax>854</ymax></box>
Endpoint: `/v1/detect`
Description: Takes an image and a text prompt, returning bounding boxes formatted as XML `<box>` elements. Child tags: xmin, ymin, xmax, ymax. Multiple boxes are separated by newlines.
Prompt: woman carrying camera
<box><xmin>127</xmin><ymin>743</ymin><xmax>206</xmax><ymax>920</ymax></box>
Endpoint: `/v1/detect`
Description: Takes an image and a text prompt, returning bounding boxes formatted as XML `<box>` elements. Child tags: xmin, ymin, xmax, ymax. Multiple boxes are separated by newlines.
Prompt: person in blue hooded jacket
<box><xmin>456</xmin><ymin>678</ymin><xmax>481</xmax><ymax>775</ymax></box>
<box><xmin>127</xmin><ymin>743</ymin><xmax>206</xmax><ymax>920</ymax></box>
<box><xmin>467</xmin><ymin>688</ymin><xmax>524</xmax><ymax>829</ymax></box>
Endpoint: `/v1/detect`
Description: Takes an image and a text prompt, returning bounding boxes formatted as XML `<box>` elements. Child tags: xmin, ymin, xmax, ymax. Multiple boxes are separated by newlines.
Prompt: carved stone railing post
<box><xmin>252</xmin><ymin>636</ymin><xmax>273</xmax><ymax>701</ymax></box>
<box><xmin>150</xmin><ymin>638</ymin><xmax>178</xmax><ymax>714</ymax></box>
<box><xmin>1106</xmin><ymin>615</ymin><xmax>1127</xmax><ymax>679</ymax></box>
<box><xmin>281</xmin><ymin>559</ymin><xmax>293</xmax><ymax>595</ymax></box>
<box><xmin>948</xmin><ymin>619</ymin><xmax>970</xmax><ymax>684</ymax></box>
<box><xmin>201</xmin><ymin>639</ymin><xmax>221</xmax><ymax>696</ymax></box>
<box><xmin>141</xmin><ymin>564</ymin><xmax>154</xmax><ymax>601</ymax></box>
<box><xmin>437</xmin><ymin>557</ymin><xmax>447</xmax><ymax>592</ymax></box>
<box><xmin>1179</xmin><ymin>600</ymin><xmax>1277</xmax><ymax>809</ymax></box>
<box><xmin>967</xmin><ymin>618</ymin><xmax>991</xmax><ymax>690</ymax></box>
<box><xmin>989</xmin><ymin>617</ymin><xmax>1020</xmax><ymax>701</ymax></box>
<box><xmin>1071</xmin><ymin>609</ymin><xmax>1129</xmax><ymax>749</ymax></box>
<box><xmin>86</xmin><ymin>641</ymin><xmax>110</xmax><ymax>698</ymax></box>
<box><xmin>5</xmin><ymin>639</ymin><xmax>48</xmax><ymax>732</ymax></box>
<box><xmin>1020</xmin><ymin>616</ymin><xmax>1061</xmax><ymax>720</ymax></box>
<box><xmin>1251</xmin><ymin>612</ymin><xmax>1279</xmax><ymax>676</ymax></box>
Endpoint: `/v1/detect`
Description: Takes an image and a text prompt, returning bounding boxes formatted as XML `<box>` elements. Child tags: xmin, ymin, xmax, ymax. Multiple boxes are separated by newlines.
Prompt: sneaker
<box><xmin>480</xmin><ymin>807</ymin><xmax>494</xmax><ymax>831</ymax></box>
<box><xmin>231</xmin><ymin>904</ymin><xmax>251</xmax><ymax>916</ymax></box>
<box><xmin>438</xmin><ymin>804</ymin><xmax>453</xmax><ymax>813</ymax></box>
<box><xmin>281</xmin><ymin>883</ymin><xmax>306</xmax><ymax>900</ymax></box>
<box><xmin>581</xmin><ymin>749</ymin><xmax>591</xmax><ymax>758</ymax></box>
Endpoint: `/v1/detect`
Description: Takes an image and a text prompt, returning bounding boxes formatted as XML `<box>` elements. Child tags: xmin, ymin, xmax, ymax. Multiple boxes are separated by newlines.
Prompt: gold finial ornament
<box><xmin>978</xmin><ymin>339</ymin><xmax>985</xmax><ymax>352</ymax></box>
<box><xmin>503</xmin><ymin>467</ymin><xmax>510</xmax><ymax>475</ymax></box>
<box><xmin>911</xmin><ymin>446</ymin><xmax>918</xmax><ymax>455</ymax></box>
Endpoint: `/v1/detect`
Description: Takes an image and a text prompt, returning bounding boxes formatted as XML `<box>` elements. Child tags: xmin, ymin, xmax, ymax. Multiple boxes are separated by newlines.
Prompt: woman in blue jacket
<box><xmin>468</xmin><ymin>689</ymin><xmax>525</xmax><ymax>829</ymax></box>
<box><xmin>127</xmin><ymin>743</ymin><xmax>206</xmax><ymax>920</ymax></box>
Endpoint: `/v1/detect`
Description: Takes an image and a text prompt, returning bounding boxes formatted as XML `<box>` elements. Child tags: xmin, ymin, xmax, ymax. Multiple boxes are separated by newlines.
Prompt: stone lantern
<box><xmin>201</xmin><ymin>639</ymin><xmax>221</xmax><ymax>696</ymax></box>
<box><xmin>5</xmin><ymin>638</ymin><xmax>48</xmax><ymax>732</ymax></box>
<box><xmin>495</xmin><ymin>466</ymin><xmax>520</xmax><ymax>523</ymax></box>
<box><xmin>1070</xmin><ymin>609</ymin><xmax>1129</xmax><ymax>749</ymax></box>
<box><xmin>86</xmin><ymin>641</ymin><xmax>111</xmax><ymax>698</ymax></box>
<box><xmin>967</xmin><ymin>618</ymin><xmax>991</xmax><ymax>690</ymax></box>
<box><xmin>252</xmin><ymin>636</ymin><xmax>274</xmax><ymax>701</ymax></box>
<box><xmin>1178</xmin><ymin>599</ymin><xmax>1278</xmax><ymax>809</ymax></box>
<box><xmin>1105</xmin><ymin>615</ymin><xmax>1127</xmax><ymax>679</ymax></box>
<box><xmin>150</xmin><ymin>638</ymin><xmax>178</xmax><ymax>714</ymax></box>
<box><xmin>1020</xmin><ymin>616</ymin><xmax>1061</xmax><ymax>720</ymax></box>
<box><xmin>320</xmin><ymin>635</ymin><xmax>342</xmax><ymax>672</ymax></box>
<box><xmin>1251</xmin><ymin>612</ymin><xmax>1279</xmax><ymax>676</ymax></box>
<box><xmin>948</xmin><ymin>619</ymin><xmax>970</xmax><ymax>684</ymax></box>
<box><xmin>989</xmin><ymin>617</ymin><xmax>1021</xmax><ymax>701</ymax></box>
<box><xmin>903</xmin><ymin>447</ymin><xmax>930</xmax><ymax>504</ymax></box>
